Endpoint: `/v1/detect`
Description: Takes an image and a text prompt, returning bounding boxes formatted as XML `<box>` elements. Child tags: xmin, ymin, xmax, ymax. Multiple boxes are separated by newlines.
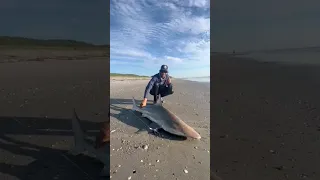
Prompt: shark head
<box><xmin>131</xmin><ymin>95</ymin><xmax>201</xmax><ymax>140</ymax></box>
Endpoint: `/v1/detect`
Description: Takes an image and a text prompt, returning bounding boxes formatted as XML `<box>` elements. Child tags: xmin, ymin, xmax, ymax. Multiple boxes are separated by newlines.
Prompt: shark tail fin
<box><xmin>132</xmin><ymin>97</ymin><xmax>139</xmax><ymax>111</ymax></box>
<box><xmin>70</xmin><ymin>108</ymin><xmax>86</xmax><ymax>154</ymax></box>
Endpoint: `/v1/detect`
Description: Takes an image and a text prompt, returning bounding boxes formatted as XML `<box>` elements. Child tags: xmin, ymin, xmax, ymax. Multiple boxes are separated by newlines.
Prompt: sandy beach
<box><xmin>3</xmin><ymin>48</ymin><xmax>319</xmax><ymax>180</ymax></box>
<box><xmin>212</xmin><ymin>54</ymin><xmax>320</xmax><ymax>180</ymax></box>
<box><xmin>0</xmin><ymin>48</ymin><xmax>109</xmax><ymax>180</ymax></box>
<box><xmin>110</xmin><ymin>79</ymin><xmax>210</xmax><ymax>180</ymax></box>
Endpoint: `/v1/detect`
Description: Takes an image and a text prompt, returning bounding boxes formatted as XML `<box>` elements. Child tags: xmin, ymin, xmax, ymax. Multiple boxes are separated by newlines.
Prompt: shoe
<box><xmin>154</xmin><ymin>97</ymin><xmax>164</xmax><ymax>104</ymax></box>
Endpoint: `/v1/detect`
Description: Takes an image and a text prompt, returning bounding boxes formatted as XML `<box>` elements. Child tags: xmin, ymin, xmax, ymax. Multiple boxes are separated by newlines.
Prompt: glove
<box><xmin>140</xmin><ymin>98</ymin><xmax>147</xmax><ymax>108</ymax></box>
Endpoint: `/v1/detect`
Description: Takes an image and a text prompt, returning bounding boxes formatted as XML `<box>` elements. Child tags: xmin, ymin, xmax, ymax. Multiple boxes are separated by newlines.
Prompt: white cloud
<box><xmin>110</xmin><ymin>0</ymin><xmax>210</xmax><ymax>77</ymax></box>
<box><xmin>111</xmin><ymin>48</ymin><xmax>151</xmax><ymax>59</ymax></box>
<box><xmin>167</xmin><ymin>16</ymin><xmax>210</xmax><ymax>35</ymax></box>
<box><xmin>187</xmin><ymin>0</ymin><xmax>210</xmax><ymax>8</ymax></box>
<box><xmin>110</xmin><ymin>61</ymin><xmax>130</xmax><ymax>65</ymax></box>
<box><xmin>164</xmin><ymin>56</ymin><xmax>183</xmax><ymax>63</ymax></box>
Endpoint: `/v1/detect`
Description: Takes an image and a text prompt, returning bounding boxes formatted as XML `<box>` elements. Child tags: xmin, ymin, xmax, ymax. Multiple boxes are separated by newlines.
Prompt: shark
<box><xmin>68</xmin><ymin>109</ymin><xmax>110</xmax><ymax>177</ymax></box>
<box><xmin>131</xmin><ymin>95</ymin><xmax>201</xmax><ymax>139</ymax></box>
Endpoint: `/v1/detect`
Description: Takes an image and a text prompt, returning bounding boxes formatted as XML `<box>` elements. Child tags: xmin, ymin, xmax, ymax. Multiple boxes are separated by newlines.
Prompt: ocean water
<box><xmin>183</xmin><ymin>77</ymin><xmax>210</xmax><ymax>82</ymax></box>
<box><xmin>242</xmin><ymin>51</ymin><xmax>320</xmax><ymax>65</ymax></box>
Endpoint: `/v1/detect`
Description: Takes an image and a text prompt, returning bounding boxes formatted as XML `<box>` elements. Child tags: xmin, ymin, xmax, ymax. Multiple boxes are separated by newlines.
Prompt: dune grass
<box><xmin>110</xmin><ymin>73</ymin><xmax>150</xmax><ymax>79</ymax></box>
<box><xmin>0</xmin><ymin>36</ymin><xmax>109</xmax><ymax>50</ymax></box>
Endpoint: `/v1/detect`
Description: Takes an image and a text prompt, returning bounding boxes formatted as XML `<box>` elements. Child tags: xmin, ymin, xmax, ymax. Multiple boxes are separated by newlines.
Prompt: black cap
<box><xmin>160</xmin><ymin>65</ymin><xmax>168</xmax><ymax>73</ymax></box>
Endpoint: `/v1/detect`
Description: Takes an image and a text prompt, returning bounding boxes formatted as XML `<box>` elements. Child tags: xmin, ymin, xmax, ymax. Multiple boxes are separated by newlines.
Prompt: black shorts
<box><xmin>150</xmin><ymin>83</ymin><xmax>173</xmax><ymax>97</ymax></box>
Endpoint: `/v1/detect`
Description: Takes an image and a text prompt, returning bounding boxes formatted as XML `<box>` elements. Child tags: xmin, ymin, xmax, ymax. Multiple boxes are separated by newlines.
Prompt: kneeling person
<box><xmin>140</xmin><ymin>65</ymin><xmax>174</xmax><ymax>107</ymax></box>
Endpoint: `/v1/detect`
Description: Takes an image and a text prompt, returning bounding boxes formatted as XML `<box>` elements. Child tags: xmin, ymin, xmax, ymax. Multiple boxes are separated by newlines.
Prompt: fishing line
<box><xmin>61</xmin><ymin>154</ymin><xmax>94</xmax><ymax>180</ymax></box>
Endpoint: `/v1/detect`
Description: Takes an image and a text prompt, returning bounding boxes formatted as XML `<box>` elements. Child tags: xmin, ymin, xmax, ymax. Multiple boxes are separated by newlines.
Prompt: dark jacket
<box><xmin>143</xmin><ymin>73</ymin><xmax>170</xmax><ymax>98</ymax></box>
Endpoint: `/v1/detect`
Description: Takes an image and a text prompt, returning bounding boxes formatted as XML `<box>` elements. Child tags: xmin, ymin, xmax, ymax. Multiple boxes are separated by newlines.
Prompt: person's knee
<box><xmin>150</xmin><ymin>84</ymin><xmax>159</xmax><ymax>95</ymax></box>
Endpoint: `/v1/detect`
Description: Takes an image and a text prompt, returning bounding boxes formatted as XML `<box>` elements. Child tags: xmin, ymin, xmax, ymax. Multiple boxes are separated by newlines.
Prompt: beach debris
<box><xmin>156</xmin><ymin>160</ymin><xmax>160</xmax><ymax>162</ymax></box>
<box><xmin>140</xmin><ymin>160</ymin><xmax>143</xmax><ymax>162</ymax></box>
<box><xmin>269</xmin><ymin>150</ymin><xmax>276</xmax><ymax>154</ymax></box>
<box><xmin>183</xmin><ymin>169</ymin><xmax>189</xmax><ymax>173</ymax></box>
<box><xmin>142</xmin><ymin>144</ymin><xmax>148</xmax><ymax>150</ymax></box>
<box><xmin>128</xmin><ymin>176</ymin><xmax>132</xmax><ymax>180</ymax></box>
<box><xmin>219</xmin><ymin>134</ymin><xmax>228</xmax><ymax>138</ymax></box>
<box><xmin>273</xmin><ymin>166</ymin><xmax>285</xmax><ymax>171</ymax></box>
<box><xmin>117</xmin><ymin>164</ymin><xmax>121</xmax><ymax>168</ymax></box>
<box><xmin>131</xmin><ymin>96</ymin><xmax>201</xmax><ymax>139</ymax></box>
<box><xmin>300</xmin><ymin>174</ymin><xmax>308</xmax><ymax>178</ymax></box>
<box><xmin>133</xmin><ymin>170</ymin><xmax>136</xmax><ymax>173</ymax></box>
<box><xmin>111</xmin><ymin>129</ymin><xmax>116</xmax><ymax>133</ymax></box>
<box><xmin>194</xmin><ymin>146</ymin><xmax>198</xmax><ymax>149</ymax></box>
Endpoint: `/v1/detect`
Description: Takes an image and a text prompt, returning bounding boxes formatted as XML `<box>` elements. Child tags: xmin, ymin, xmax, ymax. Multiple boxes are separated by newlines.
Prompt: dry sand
<box><xmin>0</xmin><ymin>49</ymin><xmax>109</xmax><ymax>180</ymax></box>
<box><xmin>212</xmin><ymin>55</ymin><xmax>320</xmax><ymax>180</ymax></box>
<box><xmin>3</xmin><ymin>49</ymin><xmax>319</xmax><ymax>180</ymax></box>
<box><xmin>110</xmin><ymin>79</ymin><xmax>210</xmax><ymax>180</ymax></box>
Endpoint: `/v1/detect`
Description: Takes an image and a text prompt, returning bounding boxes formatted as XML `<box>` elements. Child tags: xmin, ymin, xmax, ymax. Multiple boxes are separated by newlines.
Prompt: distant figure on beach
<box><xmin>140</xmin><ymin>65</ymin><xmax>174</xmax><ymax>107</ymax></box>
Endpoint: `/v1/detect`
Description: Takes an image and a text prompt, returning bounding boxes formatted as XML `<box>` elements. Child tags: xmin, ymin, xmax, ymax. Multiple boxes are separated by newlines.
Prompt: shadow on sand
<box><xmin>110</xmin><ymin>98</ymin><xmax>187</xmax><ymax>141</ymax></box>
<box><xmin>0</xmin><ymin>116</ymin><xmax>108</xmax><ymax>180</ymax></box>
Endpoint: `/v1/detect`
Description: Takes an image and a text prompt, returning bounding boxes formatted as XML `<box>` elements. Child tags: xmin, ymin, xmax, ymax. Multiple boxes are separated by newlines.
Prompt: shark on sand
<box><xmin>68</xmin><ymin>109</ymin><xmax>110</xmax><ymax>177</ymax></box>
<box><xmin>131</xmin><ymin>95</ymin><xmax>201</xmax><ymax>139</ymax></box>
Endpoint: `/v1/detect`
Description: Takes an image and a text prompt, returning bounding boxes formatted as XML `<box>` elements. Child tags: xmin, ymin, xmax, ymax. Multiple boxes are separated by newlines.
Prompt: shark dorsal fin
<box><xmin>155</xmin><ymin>94</ymin><xmax>163</xmax><ymax>106</ymax></box>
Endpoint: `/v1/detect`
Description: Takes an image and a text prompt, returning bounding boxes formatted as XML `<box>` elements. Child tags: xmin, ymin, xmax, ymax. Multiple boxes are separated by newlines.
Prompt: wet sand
<box><xmin>212</xmin><ymin>55</ymin><xmax>320</xmax><ymax>180</ymax></box>
<box><xmin>0</xmin><ymin>50</ymin><xmax>109</xmax><ymax>180</ymax></box>
<box><xmin>110</xmin><ymin>79</ymin><xmax>210</xmax><ymax>180</ymax></box>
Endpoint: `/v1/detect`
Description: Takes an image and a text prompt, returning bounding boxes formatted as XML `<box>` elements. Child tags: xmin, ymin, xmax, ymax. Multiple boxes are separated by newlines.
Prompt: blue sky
<box><xmin>110</xmin><ymin>0</ymin><xmax>210</xmax><ymax>78</ymax></box>
<box><xmin>213</xmin><ymin>0</ymin><xmax>320</xmax><ymax>52</ymax></box>
<box><xmin>0</xmin><ymin>0</ymin><xmax>109</xmax><ymax>45</ymax></box>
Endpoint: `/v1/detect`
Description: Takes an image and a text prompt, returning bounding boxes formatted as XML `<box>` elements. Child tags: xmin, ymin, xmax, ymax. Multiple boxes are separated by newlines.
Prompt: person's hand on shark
<box><xmin>140</xmin><ymin>98</ymin><xmax>147</xmax><ymax>108</ymax></box>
